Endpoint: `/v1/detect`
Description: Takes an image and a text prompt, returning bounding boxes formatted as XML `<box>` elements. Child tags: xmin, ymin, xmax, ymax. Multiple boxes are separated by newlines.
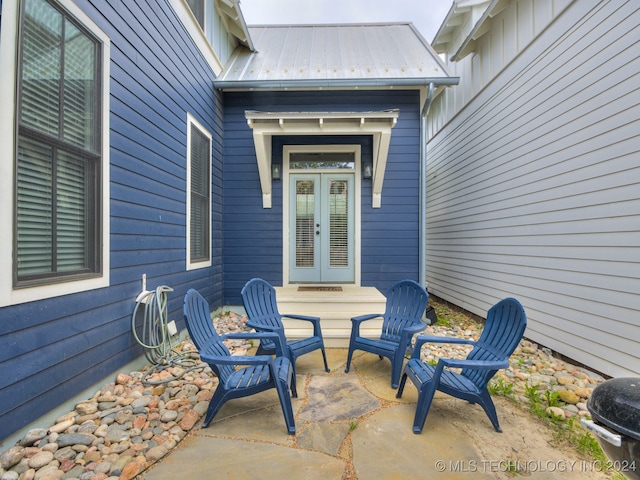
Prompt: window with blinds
<box><xmin>188</xmin><ymin>118</ymin><xmax>211</xmax><ymax>266</ymax></box>
<box><xmin>15</xmin><ymin>0</ymin><xmax>102</xmax><ymax>286</ymax></box>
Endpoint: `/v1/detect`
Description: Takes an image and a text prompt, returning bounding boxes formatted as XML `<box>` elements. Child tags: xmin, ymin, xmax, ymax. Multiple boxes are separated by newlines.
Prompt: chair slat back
<box><xmin>463</xmin><ymin>297</ymin><xmax>527</xmax><ymax>389</ymax></box>
<box><xmin>380</xmin><ymin>280</ymin><xmax>429</xmax><ymax>343</ymax></box>
<box><xmin>241</xmin><ymin>278</ymin><xmax>285</xmax><ymax>330</ymax></box>
<box><xmin>183</xmin><ymin>289</ymin><xmax>234</xmax><ymax>381</ymax></box>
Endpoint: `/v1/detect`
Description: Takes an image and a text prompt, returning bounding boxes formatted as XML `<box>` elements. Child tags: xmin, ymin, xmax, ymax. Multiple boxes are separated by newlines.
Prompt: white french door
<box><xmin>289</xmin><ymin>173</ymin><xmax>355</xmax><ymax>283</ymax></box>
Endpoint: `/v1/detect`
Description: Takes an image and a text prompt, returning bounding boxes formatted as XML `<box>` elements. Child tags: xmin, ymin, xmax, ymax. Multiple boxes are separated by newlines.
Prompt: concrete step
<box><xmin>275</xmin><ymin>285</ymin><xmax>387</xmax><ymax>347</ymax></box>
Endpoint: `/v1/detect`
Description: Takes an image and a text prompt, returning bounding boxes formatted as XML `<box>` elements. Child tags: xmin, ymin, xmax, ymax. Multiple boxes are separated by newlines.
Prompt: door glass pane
<box><xmin>329</xmin><ymin>180</ymin><xmax>348</xmax><ymax>267</ymax></box>
<box><xmin>295</xmin><ymin>180</ymin><xmax>315</xmax><ymax>267</ymax></box>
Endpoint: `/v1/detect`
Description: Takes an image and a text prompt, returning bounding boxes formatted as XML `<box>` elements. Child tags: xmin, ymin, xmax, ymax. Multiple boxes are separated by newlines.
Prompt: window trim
<box><xmin>186</xmin><ymin>113</ymin><xmax>212</xmax><ymax>271</ymax></box>
<box><xmin>0</xmin><ymin>0</ymin><xmax>110</xmax><ymax>307</ymax></box>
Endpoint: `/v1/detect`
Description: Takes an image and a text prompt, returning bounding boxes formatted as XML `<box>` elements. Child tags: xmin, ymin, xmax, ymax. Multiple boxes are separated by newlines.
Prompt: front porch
<box><xmin>274</xmin><ymin>285</ymin><xmax>387</xmax><ymax>347</ymax></box>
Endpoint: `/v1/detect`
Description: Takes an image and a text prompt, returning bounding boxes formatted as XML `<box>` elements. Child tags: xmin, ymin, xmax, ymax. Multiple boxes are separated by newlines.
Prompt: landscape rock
<box><xmin>558</xmin><ymin>390</ymin><xmax>581</xmax><ymax>404</ymax></box>
<box><xmin>546</xmin><ymin>406</ymin><xmax>566</xmax><ymax>419</ymax></box>
<box><xmin>18</xmin><ymin>430</ymin><xmax>47</xmax><ymax>447</ymax></box>
<box><xmin>0</xmin><ymin>446</ymin><xmax>25</xmax><ymax>470</ymax></box>
<box><xmin>28</xmin><ymin>451</ymin><xmax>54</xmax><ymax>469</ymax></box>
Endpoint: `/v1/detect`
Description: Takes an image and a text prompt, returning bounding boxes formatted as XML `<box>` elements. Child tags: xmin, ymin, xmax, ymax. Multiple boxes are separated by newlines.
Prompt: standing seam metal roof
<box><xmin>214</xmin><ymin>23</ymin><xmax>457</xmax><ymax>89</ymax></box>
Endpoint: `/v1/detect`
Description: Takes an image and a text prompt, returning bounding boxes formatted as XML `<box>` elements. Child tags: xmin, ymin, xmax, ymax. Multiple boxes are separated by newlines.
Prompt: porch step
<box><xmin>274</xmin><ymin>285</ymin><xmax>387</xmax><ymax>347</ymax></box>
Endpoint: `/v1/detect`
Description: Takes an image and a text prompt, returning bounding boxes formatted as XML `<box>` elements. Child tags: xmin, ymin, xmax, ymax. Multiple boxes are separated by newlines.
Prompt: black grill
<box><xmin>582</xmin><ymin>377</ymin><xmax>640</xmax><ymax>480</ymax></box>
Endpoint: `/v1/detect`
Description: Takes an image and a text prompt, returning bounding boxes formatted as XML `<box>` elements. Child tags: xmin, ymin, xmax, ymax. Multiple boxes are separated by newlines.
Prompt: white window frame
<box><xmin>0</xmin><ymin>0</ymin><xmax>111</xmax><ymax>307</ymax></box>
<box><xmin>186</xmin><ymin>113</ymin><xmax>213</xmax><ymax>271</ymax></box>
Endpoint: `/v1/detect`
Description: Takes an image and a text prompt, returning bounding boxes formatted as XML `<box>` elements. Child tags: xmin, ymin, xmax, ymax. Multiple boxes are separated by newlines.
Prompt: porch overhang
<box><xmin>245</xmin><ymin>110</ymin><xmax>399</xmax><ymax>208</ymax></box>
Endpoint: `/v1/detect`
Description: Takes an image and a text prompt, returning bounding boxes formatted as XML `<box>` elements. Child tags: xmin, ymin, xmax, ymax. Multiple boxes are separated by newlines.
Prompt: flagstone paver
<box><xmin>299</xmin><ymin>375</ymin><xmax>381</xmax><ymax>422</ymax></box>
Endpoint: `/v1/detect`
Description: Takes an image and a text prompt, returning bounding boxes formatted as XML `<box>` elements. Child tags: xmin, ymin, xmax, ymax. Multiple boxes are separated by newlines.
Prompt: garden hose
<box><xmin>131</xmin><ymin>285</ymin><xmax>203</xmax><ymax>384</ymax></box>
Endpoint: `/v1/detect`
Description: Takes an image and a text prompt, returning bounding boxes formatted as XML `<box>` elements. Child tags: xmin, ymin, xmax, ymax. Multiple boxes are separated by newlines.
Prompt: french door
<box><xmin>289</xmin><ymin>173</ymin><xmax>354</xmax><ymax>283</ymax></box>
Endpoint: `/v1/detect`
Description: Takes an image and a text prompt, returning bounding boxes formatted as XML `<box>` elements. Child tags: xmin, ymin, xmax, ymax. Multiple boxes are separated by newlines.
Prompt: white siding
<box><xmin>428</xmin><ymin>0</ymin><xmax>572</xmax><ymax>136</ymax></box>
<box><xmin>208</xmin><ymin>5</ymin><xmax>236</xmax><ymax>65</ymax></box>
<box><xmin>425</xmin><ymin>0</ymin><xmax>640</xmax><ymax>377</ymax></box>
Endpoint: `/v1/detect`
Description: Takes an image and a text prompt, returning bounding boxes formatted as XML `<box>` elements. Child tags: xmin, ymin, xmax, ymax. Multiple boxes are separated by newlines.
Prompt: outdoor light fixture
<box><xmin>271</xmin><ymin>163</ymin><xmax>281</xmax><ymax>180</ymax></box>
<box><xmin>363</xmin><ymin>162</ymin><xmax>373</xmax><ymax>179</ymax></box>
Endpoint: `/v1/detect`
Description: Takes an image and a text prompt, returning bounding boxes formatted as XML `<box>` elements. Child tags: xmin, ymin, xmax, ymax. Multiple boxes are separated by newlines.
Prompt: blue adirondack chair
<box><xmin>344</xmin><ymin>279</ymin><xmax>429</xmax><ymax>388</ymax></box>
<box><xmin>241</xmin><ymin>278</ymin><xmax>329</xmax><ymax>374</ymax></box>
<box><xmin>183</xmin><ymin>289</ymin><xmax>297</xmax><ymax>434</ymax></box>
<box><xmin>397</xmin><ymin>297</ymin><xmax>527</xmax><ymax>434</ymax></box>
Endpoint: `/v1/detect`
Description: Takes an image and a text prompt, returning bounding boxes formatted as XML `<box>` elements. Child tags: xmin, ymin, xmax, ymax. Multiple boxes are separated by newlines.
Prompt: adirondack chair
<box><xmin>397</xmin><ymin>297</ymin><xmax>527</xmax><ymax>434</ymax></box>
<box><xmin>183</xmin><ymin>289</ymin><xmax>297</xmax><ymax>434</ymax></box>
<box><xmin>344</xmin><ymin>279</ymin><xmax>429</xmax><ymax>388</ymax></box>
<box><xmin>241</xmin><ymin>278</ymin><xmax>329</xmax><ymax>374</ymax></box>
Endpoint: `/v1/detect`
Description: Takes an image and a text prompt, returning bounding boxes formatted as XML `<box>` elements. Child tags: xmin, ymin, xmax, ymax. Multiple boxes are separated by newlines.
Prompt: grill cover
<box><xmin>588</xmin><ymin>377</ymin><xmax>640</xmax><ymax>440</ymax></box>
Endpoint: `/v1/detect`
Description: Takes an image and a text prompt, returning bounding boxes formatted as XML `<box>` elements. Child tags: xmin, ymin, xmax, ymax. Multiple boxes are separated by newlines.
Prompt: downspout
<box><xmin>419</xmin><ymin>82</ymin><xmax>435</xmax><ymax>289</ymax></box>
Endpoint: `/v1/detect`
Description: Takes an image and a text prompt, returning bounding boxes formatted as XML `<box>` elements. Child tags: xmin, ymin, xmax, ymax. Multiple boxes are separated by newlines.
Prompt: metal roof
<box><xmin>214</xmin><ymin>23</ymin><xmax>457</xmax><ymax>90</ymax></box>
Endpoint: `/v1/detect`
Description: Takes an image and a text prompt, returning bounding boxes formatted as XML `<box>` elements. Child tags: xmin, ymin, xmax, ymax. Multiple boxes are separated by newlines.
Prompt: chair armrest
<box><xmin>403</xmin><ymin>321</ymin><xmax>428</xmax><ymax>335</ymax></box>
<box><xmin>281</xmin><ymin>313</ymin><xmax>320</xmax><ymax>323</ymax></box>
<box><xmin>351</xmin><ymin>313</ymin><xmax>383</xmax><ymax>324</ymax></box>
<box><xmin>438</xmin><ymin>358</ymin><xmax>509</xmax><ymax>370</ymax></box>
<box><xmin>281</xmin><ymin>313</ymin><xmax>323</xmax><ymax>337</ymax></box>
<box><xmin>221</xmin><ymin>332</ymin><xmax>286</xmax><ymax>356</ymax></box>
<box><xmin>350</xmin><ymin>314</ymin><xmax>383</xmax><ymax>338</ymax></box>
<box><xmin>398</xmin><ymin>321</ymin><xmax>428</xmax><ymax>351</ymax></box>
<box><xmin>412</xmin><ymin>335</ymin><xmax>476</xmax><ymax>358</ymax></box>
<box><xmin>415</xmin><ymin>335</ymin><xmax>477</xmax><ymax>346</ymax></box>
<box><xmin>199</xmin><ymin>353</ymin><xmax>274</xmax><ymax>366</ymax></box>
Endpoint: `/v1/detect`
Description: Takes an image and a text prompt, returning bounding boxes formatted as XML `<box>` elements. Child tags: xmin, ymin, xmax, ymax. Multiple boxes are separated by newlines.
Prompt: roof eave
<box><xmin>433</xmin><ymin>0</ymin><xmax>510</xmax><ymax>61</ymax></box>
<box><xmin>213</xmin><ymin>77</ymin><xmax>460</xmax><ymax>91</ymax></box>
<box><xmin>215</xmin><ymin>0</ymin><xmax>255</xmax><ymax>50</ymax></box>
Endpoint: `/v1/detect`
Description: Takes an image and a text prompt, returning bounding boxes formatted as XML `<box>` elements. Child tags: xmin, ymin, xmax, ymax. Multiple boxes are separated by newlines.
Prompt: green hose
<box><xmin>131</xmin><ymin>285</ymin><xmax>205</xmax><ymax>384</ymax></box>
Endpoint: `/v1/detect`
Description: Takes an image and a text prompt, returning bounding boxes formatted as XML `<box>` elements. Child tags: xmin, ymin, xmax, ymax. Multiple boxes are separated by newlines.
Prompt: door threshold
<box><xmin>297</xmin><ymin>286</ymin><xmax>344</xmax><ymax>292</ymax></box>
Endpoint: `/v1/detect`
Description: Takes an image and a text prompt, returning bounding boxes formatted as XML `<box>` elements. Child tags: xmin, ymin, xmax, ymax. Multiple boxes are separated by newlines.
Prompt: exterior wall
<box><xmin>428</xmin><ymin>0</ymin><xmax>572</xmax><ymax>137</ymax></box>
<box><xmin>0</xmin><ymin>0</ymin><xmax>223</xmax><ymax>442</ymax></box>
<box><xmin>208</xmin><ymin>2</ymin><xmax>236</xmax><ymax>65</ymax></box>
<box><xmin>222</xmin><ymin>90</ymin><xmax>422</xmax><ymax>304</ymax></box>
<box><xmin>425</xmin><ymin>0</ymin><xmax>640</xmax><ymax>377</ymax></box>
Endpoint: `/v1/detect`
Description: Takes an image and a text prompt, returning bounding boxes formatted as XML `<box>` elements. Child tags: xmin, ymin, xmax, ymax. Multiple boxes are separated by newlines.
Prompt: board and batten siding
<box><xmin>222</xmin><ymin>90</ymin><xmax>422</xmax><ymax>304</ymax></box>
<box><xmin>428</xmin><ymin>0</ymin><xmax>573</xmax><ymax>136</ymax></box>
<box><xmin>425</xmin><ymin>0</ymin><xmax>640</xmax><ymax>377</ymax></box>
<box><xmin>0</xmin><ymin>0</ymin><xmax>223</xmax><ymax>443</ymax></box>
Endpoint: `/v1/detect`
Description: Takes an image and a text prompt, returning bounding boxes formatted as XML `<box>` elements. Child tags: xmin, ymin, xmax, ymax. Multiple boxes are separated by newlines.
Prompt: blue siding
<box><xmin>0</xmin><ymin>0</ymin><xmax>223</xmax><ymax>441</ymax></box>
<box><xmin>222</xmin><ymin>90</ymin><xmax>422</xmax><ymax>303</ymax></box>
